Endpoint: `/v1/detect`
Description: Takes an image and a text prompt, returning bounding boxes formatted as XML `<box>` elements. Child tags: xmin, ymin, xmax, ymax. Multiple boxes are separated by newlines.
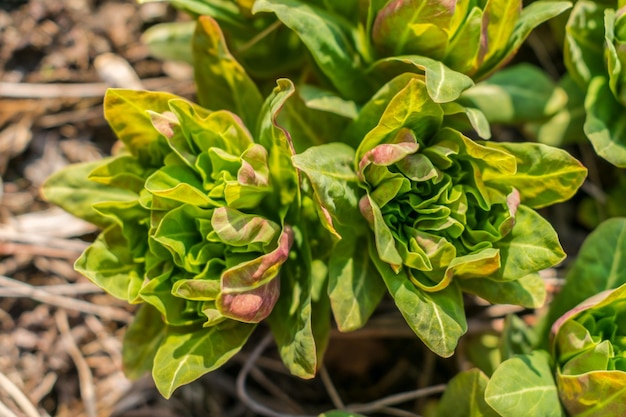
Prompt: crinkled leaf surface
<box><xmin>343</xmin><ymin>73</ymin><xmax>422</xmax><ymax>148</ymax></box>
<box><xmin>557</xmin><ymin>370</ymin><xmax>626</xmax><ymax>417</ymax></box>
<box><xmin>193</xmin><ymin>15</ymin><xmax>263</xmax><ymax>128</ymax></box>
<box><xmin>486</xmin><ymin>141</ymin><xmax>587</xmax><ymax>208</ymax></box>
<box><xmin>436</xmin><ymin>369</ymin><xmax>499</xmax><ymax>417</ymax></box>
<box><xmin>355</xmin><ymin>77</ymin><xmax>443</xmax><ymax>163</ymax></box>
<box><xmin>584</xmin><ymin>76</ymin><xmax>626</xmax><ymax>167</ymax></box>
<box><xmin>485</xmin><ymin>351</ymin><xmax>565</xmax><ymax>417</ymax></box>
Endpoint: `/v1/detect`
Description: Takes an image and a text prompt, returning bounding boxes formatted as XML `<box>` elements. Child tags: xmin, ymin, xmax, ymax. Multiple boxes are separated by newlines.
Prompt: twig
<box><xmin>0</xmin><ymin>82</ymin><xmax>108</xmax><ymax>98</ymax></box>
<box><xmin>0</xmin><ymin>282</ymin><xmax>102</xmax><ymax>297</ymax></box>
<box><xmin>236</xmin><ymin>333</ymin><xmax>316</xmax><ymax>417</ymax></box>
<box><xmin>249</xmin><ymin>367</ymin><xmax>303</xmax><ymax>414</ymax></box>
<box><xmin>55</xmin><ymin>309</ymin><xmax>97</xmax><ymax>417</ymax></box>
<box><xmin>0</xmin><ymin>77</ymin><xmax>193</xmax><ymax>99</ymax></box>
<box><xmin>0</xmin><ymin>399</ymin><xmax>18</xmax><ymax>417</ymax></box>
<box><xmin>0</xmin><ymin>275</ymin><xmax>132</xmax><ymax>322</ymax></box>
<box><xmin>0</xmin><ymin>241</ymin><xmax>84</xmax><ymax>260</ymax></box>
<box><xmin>0</xmin><ymin>372</ymin><xmax>40</xmax><ymax>417</ymax></box>
<box><xmin>0</xmin><ymin>229</ymin><xmax>90</xmax><ymax>253</ymax></box>
<box><xmin>238</xmin><ymin>20</ymin><xmax>282</xmax><ymax>54</ymax></box>
<box><xmin>345</xmin><ymin>384</ymin><xmax>446</xmax><ymax>414</ymax></box>
<box><xmin>319</xmin><ymin>366</ymin><xmax>345</xmax><ymax>410</ymax></box>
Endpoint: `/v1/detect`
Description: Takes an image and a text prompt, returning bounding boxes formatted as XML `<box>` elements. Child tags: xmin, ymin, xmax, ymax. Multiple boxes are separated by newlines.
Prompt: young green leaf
<box><xmin>193</xmin><ymin>15</ymin><xmax>263</xmax><ymax>128</ymax></box>
<box><xmin>123</xmin><ymin>304</ymin><xmax>168</xmax><ymax>380</ymax></box>
<box><xmin>371</xmin><ymin>242</ymin><xmax>467</xmax><ymax>358</ymax></box>
<box><xmin>485</xmin><ymin>351</ymin><xmax>566</xmax><ymax>417</ymax></box>
<box><xmin>460</xmin><ymin>273</ymin><xmax>547</xmax><ymax>309</ymax></box>
<box><xmin>460</xmin><ymin>63</ymin><xmax>568</xmax><ymax>124</ymax></box>
<box><xmin>369</xmin><ymin>55</ymin><xmax>474</xmax><ymax>103</ymax></box>
<box><xmin>292</xmin><ymin>142</ymin><xmax>363</xmax><ymax>238</ymax></box>
<box><xmin>492</xmin><ymin>206</ymin><xmax>565</xmax><ymax>281</ymax></box>
<box><xmin>485</xmin><ymin>141</ymin><xmax>587</xmax><ymax>208</ymax></box>
<box><xmin>41</xmin><ymin>160</ymin><xmax>137</xmax><ymax>228</ymax></box>
<box><xmin>544</xmin><ymin>218</ymin><xmax>626</xmax><ymax>335</ymax></box>
<box><xmin>584</xmin><ymin>76</ymin><xmax>626</xmax><ymax>167</ymax></box>
<box><xmin>152</xmin><ymin>321</ymin><xmax>255</xmax><ymax>398</ymax></box>
<box><xmin>256</xmin><ymin>79</ymin><xmax>300</xmax><ymax>215</ymax></box>
<box><xmin>268</xmin><ymin>226</ymin><xmax>318</xmax><ymax>378</ymax></box>
<box><xmin>252</xmin><ymin>0</ymin><xmax>373</xmax><ymax>102</ymax></box>
<box><xmin>436</xmin><ymin>369</ymin><xmax>499</xmax><ymax>417</ymax></box>
<box><xmin>328</xmin><ymin>234</ymin><xmax>386</xmax><ymax>332</ymax></box>
<box><xmin>74</xmin><ymin>225</ymin><xmax>144</xmax><ymax>302</ymax></box>
<box><xmin>104</xmin><ymin>89</ymin><xmax>180</xmax><ymax>166</ymax></box>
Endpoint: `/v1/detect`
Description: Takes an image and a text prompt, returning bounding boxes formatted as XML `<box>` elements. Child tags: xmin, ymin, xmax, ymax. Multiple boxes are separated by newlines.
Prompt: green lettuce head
<box><xmin>551</xmin><ymin>284</ymin><xmax>626</xmax><ymax>416</ymax></box>
<box><xmin>42</xmin><ymin>81</ymin><xmax>301</xmax><ymax>396</ymax></box>
<box><xmin>347</xmin><ymin>74</ymin><xmax>587</xmax><ymax>356</ymax></box>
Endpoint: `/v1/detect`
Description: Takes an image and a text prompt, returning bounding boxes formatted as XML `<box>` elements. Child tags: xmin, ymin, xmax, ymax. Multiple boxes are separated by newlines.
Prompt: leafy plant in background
<box><xmin>555</xmin><ymin>0</ymin><xmax>626</xmax><ymax>167</ymax></box>
<box><xmin>41</xmin><ymin>0</ymin><xmax>626</xmax><ymax>414</ymax></box>
<box><xmin>436</xmin><ymin>218</ymin><xmax>626</xmax><ymax>417</ymax></box>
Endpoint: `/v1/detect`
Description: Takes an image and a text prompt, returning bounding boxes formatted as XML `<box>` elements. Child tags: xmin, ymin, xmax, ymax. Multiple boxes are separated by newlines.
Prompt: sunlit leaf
<box><xmin>152</xmin><ymin>321</ymin><xmax>255</xmax><ymax>398</ymax></box>
<box><xmin>485</xmin><ymin>351</ymin><xmax>566</xmax><ymax>417</ymax></box>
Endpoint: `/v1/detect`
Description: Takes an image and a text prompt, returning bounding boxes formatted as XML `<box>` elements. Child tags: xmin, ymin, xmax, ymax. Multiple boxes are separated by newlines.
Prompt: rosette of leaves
<box><xmin>296</xmin><ymin>74</ymin><xmax>587</xmax><ymax>357</ymax></box>
<box><xmin>249</xmin><ymin>0</ymin><xmax>571</xmax><ymax>104</ymax></box>
<box><xmin>434</xmin><ymin>218</ymin><xmax>626</xmax><ymax>417</ymax></box>
<box><xmin>41</xmin><ymin>79</ymin><xmax>331</xmax><ymax>397</ymax></box>
<box><xmin>564</xmin><ymin>0</ymin><xmax>626</xmax><ymax>166</ymax></box>
<box><xmin>551</xmin><ymin>285</ymin><xmax>626</xmax><ymax>416</ymax></box>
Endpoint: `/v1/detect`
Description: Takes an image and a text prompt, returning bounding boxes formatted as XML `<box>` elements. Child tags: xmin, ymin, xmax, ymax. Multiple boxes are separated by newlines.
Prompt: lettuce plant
<box><xmin>298</xmin><ymin>74</ymin><xmax>587</xmax><ymax>356</ymax></box>
<box><xmin>42</xmin><ymin>81</ymin><xmax>317</xmax><ymax>396</ymax></box>
<box><xmin>552</xmin><ymin>285</ymin><xmax>626</xmax><ymax>416</ymax></box>
<box><xmin>564</xmin><ymin>0</ymin><xmax>626</xmax><ymax>166</ymax></box>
